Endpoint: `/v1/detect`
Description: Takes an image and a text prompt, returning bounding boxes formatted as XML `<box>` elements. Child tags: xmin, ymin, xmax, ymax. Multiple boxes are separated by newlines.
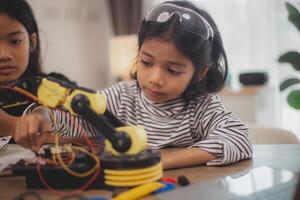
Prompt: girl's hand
<box><xmin>14</xmin><ymin>106</ymin><xmax>53</xmax><ymax>152</ymax></box>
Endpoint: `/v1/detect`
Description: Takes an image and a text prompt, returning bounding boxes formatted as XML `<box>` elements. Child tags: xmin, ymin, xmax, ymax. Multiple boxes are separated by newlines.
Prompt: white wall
<box><xmin>27</xmin><ymin>0</ymin><xmax>113</xmax><ymax>90</ymax></box>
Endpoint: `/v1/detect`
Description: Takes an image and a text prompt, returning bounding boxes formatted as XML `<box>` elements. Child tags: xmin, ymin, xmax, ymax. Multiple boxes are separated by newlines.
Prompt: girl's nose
<box><xmin>0</xmin><ymin>44</ymin><xmax>12</xmax><ymax>62</ymax></box>
<box><xmin>148</xmin><ymin>66</ymin><xmax>164</xmax><ymax>87</ymax></box>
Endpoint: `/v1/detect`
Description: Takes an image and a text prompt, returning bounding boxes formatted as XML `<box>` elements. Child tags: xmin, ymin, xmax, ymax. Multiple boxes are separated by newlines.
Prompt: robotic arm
<box><xmin>2</xmin><ymin>76</ymin><xmax>163</xmax><ymax>189</ymax></box>
<box><xmin>1</xmin><ymin>76</ymin><xmax>147</xmax><ymax>155</ymax></box>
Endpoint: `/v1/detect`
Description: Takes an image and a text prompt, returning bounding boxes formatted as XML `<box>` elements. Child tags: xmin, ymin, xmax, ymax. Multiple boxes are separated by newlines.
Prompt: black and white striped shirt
<box><xmin>101</xmin><ymin>80</ymin><xmax>253</xmax><ymax>166</ymax></box>
<box><xmin>24</xmin><ymin>80</ymin><xmax>253</xmax><ymax>166</ymax></box>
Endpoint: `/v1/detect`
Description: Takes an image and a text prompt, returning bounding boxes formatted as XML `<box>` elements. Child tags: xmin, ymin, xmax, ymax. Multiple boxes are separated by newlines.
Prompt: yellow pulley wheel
<box><xmin>100</xmin><ymin>149</ymin><xmax>163</xmax><ymax>188</ymax></box>
<box><xmin>104</xmin><ymin>162</ymin><xmax>162</xmax><ymax>176</ymax></box>
<box><xmin>105</xmin><ymin>163</ymin><xmax>162</xmax><ymax>181</ymax></box>
<box><xmin>105</xmin><ymin>171</ymin><xmax>163</xmax><ymax>187</ymax></box>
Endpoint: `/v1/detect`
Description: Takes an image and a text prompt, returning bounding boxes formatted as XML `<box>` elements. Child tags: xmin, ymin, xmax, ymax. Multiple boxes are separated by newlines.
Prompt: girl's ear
<box><xmin>198</xmin><ymin>66</ymin><xmax>209</xmax><ymax>81</ymax></box>
<box><xmin>29</xmin><ymin>33</ymin><xmax>37</xmax><ymax>53</ymax></box>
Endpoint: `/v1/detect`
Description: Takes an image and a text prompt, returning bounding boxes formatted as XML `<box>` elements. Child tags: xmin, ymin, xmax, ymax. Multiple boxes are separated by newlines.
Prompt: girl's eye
<box><xmin>10</xmin><ymin>39</ymin><xmax>22</xmax><ymax>45</ymax></box>
<box><xmin>140</xmin><ymin>59</ymin><xmax>152</xmax><ymax>67</ymax></box>
<box><xmin>167</xmin><ymin>68</ymin><xmax>182</xmax><ymax>76</ymax></box>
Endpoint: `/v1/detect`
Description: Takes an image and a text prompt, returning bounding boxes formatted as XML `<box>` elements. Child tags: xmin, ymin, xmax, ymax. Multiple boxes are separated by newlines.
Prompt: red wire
<box><xmin>1</xmin><ymin>85</ymin><xmax>104</xmax><ymax>195</ymax></box>
<box><xmin>36</xmin><ymin>159</ymin><xmax>100</xmax><ymax>196</ymax></box>
<box><xmin>36</xmin><ymin>109</ymin><xmax>104</xmax><ymax>196</ymax></box>
<box><xmin>36</xmin><ymin>133</ymin><xmax>101</xmax><ymax>196</ymax></box>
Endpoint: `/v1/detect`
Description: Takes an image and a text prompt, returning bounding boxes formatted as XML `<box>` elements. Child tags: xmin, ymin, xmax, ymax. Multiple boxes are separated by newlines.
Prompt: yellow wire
<box><xmin>66</xmin><ymin>147</ymin><xmax>76</xmax><ymax>165</ymax></box>
<box><xmin>52</xmin><ymin>145</ymin><xmax>76</xmax><ymax>166</ymax></box>
<box><xmin>4</xmin><ymin>81</ymin><xmax>100</xmax><ymax>177</ymax></box>
<box><xmin>2</xmin><ymin>101</ymin><xmax>29</xmax><ymax>109</ymax></box>
<box><xmin>54</xmin><ymin>135</ymin><xmax>100</xmax><ymax>178</ymax></box>
<box><xmin>42</xmin><ymin>82</ymin><xmax>100</xmax><ymax>174</ymax></box>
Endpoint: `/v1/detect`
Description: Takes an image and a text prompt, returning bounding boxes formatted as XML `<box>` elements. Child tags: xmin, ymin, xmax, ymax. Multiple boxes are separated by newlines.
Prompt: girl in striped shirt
<box><xmin>14</xmin><ymin>0</ymin><xmax>253</xmax><ymax>169</ymax></box>
<box><xmin>100</xmin><ymin>1</ymin><xmax>253</xmax><ymax>169</ymax></box>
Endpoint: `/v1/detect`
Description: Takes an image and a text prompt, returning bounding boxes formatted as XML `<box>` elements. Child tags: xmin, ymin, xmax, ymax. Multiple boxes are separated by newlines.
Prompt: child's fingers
<box><xmin>28</xmin><ymin>115</ymin><xmax>52</xmax><ymax>151</ymax></box>
<box><xmin>31</xmin><ymin>132</ymin><xmax>51</xmax><ymax>152</ymax></box>
<box><xmin>14</xmin><ymin>110</ymin><xmax>53</xmax><ymax>151</ymax></box>
<box><xmin>14</xmin><ymin>116</ymin><xmax>31</xmax><ymax>149</ymax></box>
<box><xmin>30</xmin><ymin>132</ymin><xmax>42</xmax><ymax>152</ymax></box>
<box><xmin>27</xmin><ymin>115</ymin><xmax>43</xmax><ymax>150</ymax></box>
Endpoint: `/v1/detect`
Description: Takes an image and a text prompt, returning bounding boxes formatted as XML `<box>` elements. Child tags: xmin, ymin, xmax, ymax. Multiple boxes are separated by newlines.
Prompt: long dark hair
<box><xmin>0</xmin><ymin>0</ymin><xmax>42</xmax><ymax>77</ymax></box>
<box><xmin>132</xmin><ymin>1</ymin><xmax>228</xmax><ymax>101</ymax></box>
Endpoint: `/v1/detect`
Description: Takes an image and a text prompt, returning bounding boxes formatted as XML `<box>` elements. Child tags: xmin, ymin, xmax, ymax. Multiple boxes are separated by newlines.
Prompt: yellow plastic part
<box><xmin>37</xmin><ymin>78</ymin><xmax>106</xmax><ymax>116</ymax></box>
<box><xmin>104</xmin><ymin>162</ymin><xmax>163</xmax><ymax>187</ymax></box>
<box><xmin>105</xmin><ymin>168</ymin><xmax>162</xmax><ymax>181</ymax></box>
<box><xmin>37</xmin><ymin>78</ymin><xmax>69</xmax><ymax>108</ymax></box>
<box><xmin>104</xmin><ymin>162</ymin><xmax>162</xmax><ymax>176</ymax></box>
<box><xmin>112</xmin><ymin>182</ymin><xmax>164</xmax><ymax>200</ymax></box>
<box><xmin>64</xmin><ymin>90</ymin><xmax>106</xmax><ymax>116</ymax></box>
<box><xmin>106</xmin><ymin>171</ymin><xmax>163</xmax><ymax>187</ymax></box>
<box><xmin>104</xmin><ymin>125</ymin><xmax>147</xmax><ymax>155</ymax></box>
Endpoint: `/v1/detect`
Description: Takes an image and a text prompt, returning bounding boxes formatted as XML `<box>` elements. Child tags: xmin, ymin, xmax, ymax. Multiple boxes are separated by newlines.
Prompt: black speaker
<box><xmin>239</xmin><ymin>72</ymin><xmax>268</xmax><ymax>86</ymax></box>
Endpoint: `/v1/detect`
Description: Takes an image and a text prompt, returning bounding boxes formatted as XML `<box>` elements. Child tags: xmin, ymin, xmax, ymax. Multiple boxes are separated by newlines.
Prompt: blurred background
<box><xmin>26</xmin><ymin>0</ymin><xmax>300</xmax><ymax>139</ymax></box>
